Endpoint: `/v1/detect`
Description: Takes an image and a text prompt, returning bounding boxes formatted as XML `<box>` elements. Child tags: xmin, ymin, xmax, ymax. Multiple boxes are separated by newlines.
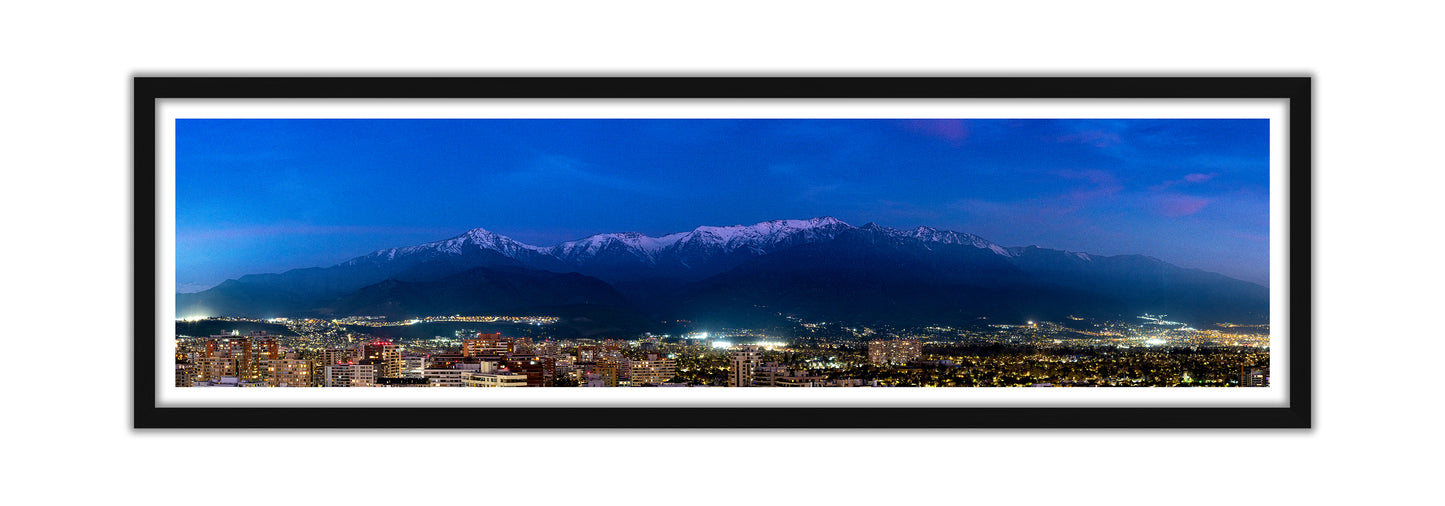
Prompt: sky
<box><xmin>175</xmin><ymin>118</ymin><xmax>1271</xmax><ymax>292</ymax></box>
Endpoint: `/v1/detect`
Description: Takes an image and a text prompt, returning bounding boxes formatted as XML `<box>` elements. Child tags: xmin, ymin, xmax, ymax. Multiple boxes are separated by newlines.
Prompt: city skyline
<box><xmin>176</xmin><ymin>314</ymin><xmax>1271</xmax><ymax>389</ymax></box>
<box><xmin>176</xmin><ymin>118</ymin><xmax>1271</xmax><ymax>292</ymax></box>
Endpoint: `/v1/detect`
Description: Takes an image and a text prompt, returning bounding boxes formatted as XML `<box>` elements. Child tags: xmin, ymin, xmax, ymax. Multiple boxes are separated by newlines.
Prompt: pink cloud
<box><xmin>1058</xmin><ymin>169</ymin><xmax>1122</xmax><ymax>203</ymax></box>
<box><xmin>902</xmin><ymin>119</ymin><xmax>969</xmax><ymax>146</ymax></box>
<box><xmin>1159</xmin><ymin>195</ymin><xmax>1211</xmax><ymax>217</ymax></box>
<box><xmin>1153</xmin><ymin>172</ymin><xmax>1221</xmax><ymax>190</ymax></box>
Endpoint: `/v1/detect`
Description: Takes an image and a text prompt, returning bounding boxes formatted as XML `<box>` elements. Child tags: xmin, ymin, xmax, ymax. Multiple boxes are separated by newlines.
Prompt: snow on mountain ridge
<box><xmin>904</xmin><ymin>226</ymin><xmax>1015</xmax><ymax>257</ymax></box>
<box><xmin>551</xmin><ymin>216</ymin><xmax>850</xmax><ymax>260</ymax></box>
<box><xmin>418</xmin><ymin>227</ymin><xmax>549</xmax><ymax>256</ymax></box>
<box><xmin>345</xmin><ymin>227</ymin><xmax>549</xmax><ymax>266</ymax></box>
<box><xmin>683</xmin><ymin>216</ymin><xmax>850</xmax><ymax>251</ymax></box>
<box><xmin>346</xmin><ymin>217</ymin><xmax>1022</xmax><ymax>268</ymax></box>
<box><xmin>549</xmin><ymin>231</ymin><xmax>690</xmax><ymax>263</ymax></box>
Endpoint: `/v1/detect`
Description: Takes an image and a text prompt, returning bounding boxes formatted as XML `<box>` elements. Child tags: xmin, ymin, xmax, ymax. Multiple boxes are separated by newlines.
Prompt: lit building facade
<box><xmin>728</xmin><ymin>345</ymin><xmax>763</xmax><ymax>387</ymax></box>
<box><xmin>503</xmin><ymin>356</ymin><xmax>556</xmax><ymax>387</ymax></box>
<box><xmin>264</xmin><ymin>356</ymin><xmax>312</xmax><ymax>387</ymax></box>
<box><xmin>462</xmin><ymin>371</ymin><xmax>529</xmax><ymax>387</ymax></box>
<box><xmin>629</xmin><ymin>352</ymin><xmax>675</xmax><ymax>385</ymax></box>
<box><xmin>319</xmin><ymin>348</ymin><xmax>355</xmax><ymax>369</ymax></box>
<box><xmin>423</xmin><ymin>368</ymin><xmax>467</xmax><ymax>387</ymax></box>
<box><xmin>194</xmin><ymin>333</ymin><xmax>283</xmax><ymax>382</ymax></box>
<box><xmin>401</xmin><ymin>355</ymin><xmax>427</xmax><ymax>378</ymax></box>
<box><xmin>462</xmin><ymin>332</ymin><xmax>511</xmax><ymax>358</ymax></box>
<box><xmin>1241</xmin><ymin>366</ymin><xmax>1268</xmax><ymax>387</ymax></box>
<box><xmin>324</xmin><ymin>363</ymin><xmax>378</xmax><ymax>387</ymax></box>
<box><xmin>361</xmin><ymin>341</ymin><xmax>403</xmax><ymax>378</ymax></box>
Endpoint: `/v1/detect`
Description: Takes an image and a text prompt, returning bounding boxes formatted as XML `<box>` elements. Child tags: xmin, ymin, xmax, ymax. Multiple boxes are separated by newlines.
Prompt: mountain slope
<box><xmin>327</xmin><ymin>266</ymin><xmax>630</xmax><ymax>319</ymax></box>
<box><xmin>1005</xmin><ymin>246</ymin><xmax>1270</xmax><ymax>323</ymax></box>
<box><xmin>552</xmin><ymin>216</ymin><xmax>855</xmax><ymax>282</ymax></box>
<box><xmin>662</xmin><ymin>225</ymin><xmax>1126</xmax><ymax>326</ymax></box>
<box><xmin>178</xmin><ymin>217</ymin><xmax>1269</xmax><ymax>326</ymax></box>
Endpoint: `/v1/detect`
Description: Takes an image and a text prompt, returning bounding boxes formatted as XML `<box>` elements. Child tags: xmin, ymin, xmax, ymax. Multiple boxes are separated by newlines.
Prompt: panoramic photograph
<box><xmin>173</xmin><ymin>118</ymin><xmax>1271</xmax><ymax>389</ymax></box>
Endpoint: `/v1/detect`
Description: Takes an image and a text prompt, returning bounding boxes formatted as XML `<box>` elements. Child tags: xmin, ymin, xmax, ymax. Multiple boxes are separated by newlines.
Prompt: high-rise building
<box><xmin>595</xmin><ymin>355</ymin><xmax>622</xmax><ymax>387</ymax></box>
<box><xmin>264</xmin><ymin>355</ymin><xmax>313</xmax><ymax>387</ymax></box>
<box><xmin>503</xmin><ymin>355</ymin><xmax>555</xmax><ymax>387</ymax></box>
<box><xmin>869</xmin><ymin>338</ymin><xmax>923</xmax><ymax>366</ymax></box>
<box><xmin>462</xmin><ymin>332</ymin><xmax>511</xmax><ymax>358</ymax></box>
<box><xmin>324</xmin><ymin>363</ymin><xmax>378</xmax><ymax>387</ymax></box>
<box><xmin>590</xmin><ymin>340</ymin><xmax>628</xmax><ymax>387</ymax></box>
<box><xmin>552</xmin><ymin>356</ymin><xmax>579</xmax><ymax>386</ymax></box>
<box><xmin>401</xmin><ymin>355</ymin><xmax>427</xmax><ymax>378</ymax></box>
<box><xmin>362</xmin><ymin>341</ymin><xmax>403</xmax><ymax>378</ymax></box>
<box><xmin>175</xmin><ymin>362</ymin><xmax>195</xmax><ymax>387</ymax></box>
<box><xmin>194</xmin><ymin>333</ymin><xmax>282</xmax><ymax>382</ymax></box>
<box><xmin>228</xmin><ymin>338</ymin><xmax>255</xmax><ymax>379</ymax></box>
<box><xmin>193</xmin><ymin>355</ymin><xmax>236</xmax><ymax>383</ymax></box>
<box><xmin>423</xmin><ymin>368</ymin><xmax>468</xmax><ymax>387</ymax></box>
<box><xmin>319</xmin><ymin>348</ymin><xmax>354</xmax><ymax>368</ymax></box>
<box><xmin>255</xmin><ymin>335</ymin><xmax>281</xmax><ymax>362</ymax></box>
<box><xmin>424</xmin><ymin>352</ymin><xmax>465</xmax><ymax>370</ymax></box>
<box><xmin>629</xmin><ymin>352</ymin><xmax>675</xmax><ymax>386</ymax></box>
<box><xmin>1241</xmin><ymin>366</ymin><xmax>1268</xmax><ymax>387</ymax></box>
<box><xmin>728</xmin><ymin>345</ymin><xmax>763</xmax><ymax>387</ymax></box>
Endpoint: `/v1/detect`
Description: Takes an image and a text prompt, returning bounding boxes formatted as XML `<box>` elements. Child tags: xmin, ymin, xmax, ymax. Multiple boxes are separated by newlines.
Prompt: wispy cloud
<box><xmin>1156</xmin><ymin>194</ymin><xmax>1211</xmax><ymax>217</ymax></box>
<box><xmin>1154</xmin><ymin>172</ymin><xmax>1220</xmax><ymax>190</ymax></box>
<box><xmin>901</xmin><ymin>119</ymin><xmax>970</xmax><ymax>146</ymax></box>
<box><xmin>1046</xmin><ymin>169</ymin><xmax>1122</xmax><ymax>215</ymax></box>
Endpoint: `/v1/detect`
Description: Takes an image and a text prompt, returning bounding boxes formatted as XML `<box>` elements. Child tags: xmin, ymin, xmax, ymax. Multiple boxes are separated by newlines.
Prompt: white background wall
<box><xmin>4</xmin><ymin>1</ymin><xmax>1435</xmax><ymax>504</ymax></box>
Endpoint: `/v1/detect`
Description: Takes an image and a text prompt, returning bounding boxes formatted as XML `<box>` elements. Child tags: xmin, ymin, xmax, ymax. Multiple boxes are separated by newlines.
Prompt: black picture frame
<box><xmin>135</xmin><ymin>76</ymin><xmax>1311</xmax><ymax>429</ymax></box>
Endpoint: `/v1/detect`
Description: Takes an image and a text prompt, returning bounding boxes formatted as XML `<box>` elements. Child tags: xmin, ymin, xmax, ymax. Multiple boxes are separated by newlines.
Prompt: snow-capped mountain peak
<box><xmin>902</xmin><ymin>225</ymin><xmax>1014</xmax><ymax>257</ymax></box>
<box><xmin>421</xmin><ymin>227</ymin><xmax>548</xmax><ymax>255</ymax></box>
<box><xmin>551</xmin><ymin>230</ymin><xmax>688</xmax><ymax>261</ymax></box>
<box><xmin>681</xmin><ymin>216</ymin><xmax>851</xmax><ymax>250</ymax></box>
<box><xmin>345</xmin><ymin>217</ymin><xmax>1019</xmax><ymax>272</ymax></box>
<box><xmin>344</xmin><ymin>227</ymin><xmax>550</xmax><ymax>265</ymax></box>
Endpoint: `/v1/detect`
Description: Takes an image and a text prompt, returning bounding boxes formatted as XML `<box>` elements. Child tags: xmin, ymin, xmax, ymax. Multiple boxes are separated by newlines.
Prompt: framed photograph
<box><xmin>135</xmin><ymin>76</ymin><xmax>1311</xmax><ymax>428</ymax></box>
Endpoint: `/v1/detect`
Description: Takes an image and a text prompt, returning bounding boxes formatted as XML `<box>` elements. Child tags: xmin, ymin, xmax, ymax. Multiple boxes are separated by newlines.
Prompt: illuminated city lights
<box><xmin>175</xmin><ymin>312</ymin><xmax>1268</xmax><ymax>388</ymax></box>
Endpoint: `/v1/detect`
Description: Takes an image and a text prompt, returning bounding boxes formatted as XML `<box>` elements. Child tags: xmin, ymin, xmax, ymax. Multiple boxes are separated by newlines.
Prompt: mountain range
<box><xmin>177</xmin><ymin>217</ymin><xmax>1269</xmax><ymax>330</ymax></box>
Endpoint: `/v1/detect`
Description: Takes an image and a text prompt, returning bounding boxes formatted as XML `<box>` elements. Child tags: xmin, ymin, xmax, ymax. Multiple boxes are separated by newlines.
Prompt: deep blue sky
<box><xmin>176</xmin><ymin>118</ymin><xmax>1271</xmax><ymax>292</ymax></box>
